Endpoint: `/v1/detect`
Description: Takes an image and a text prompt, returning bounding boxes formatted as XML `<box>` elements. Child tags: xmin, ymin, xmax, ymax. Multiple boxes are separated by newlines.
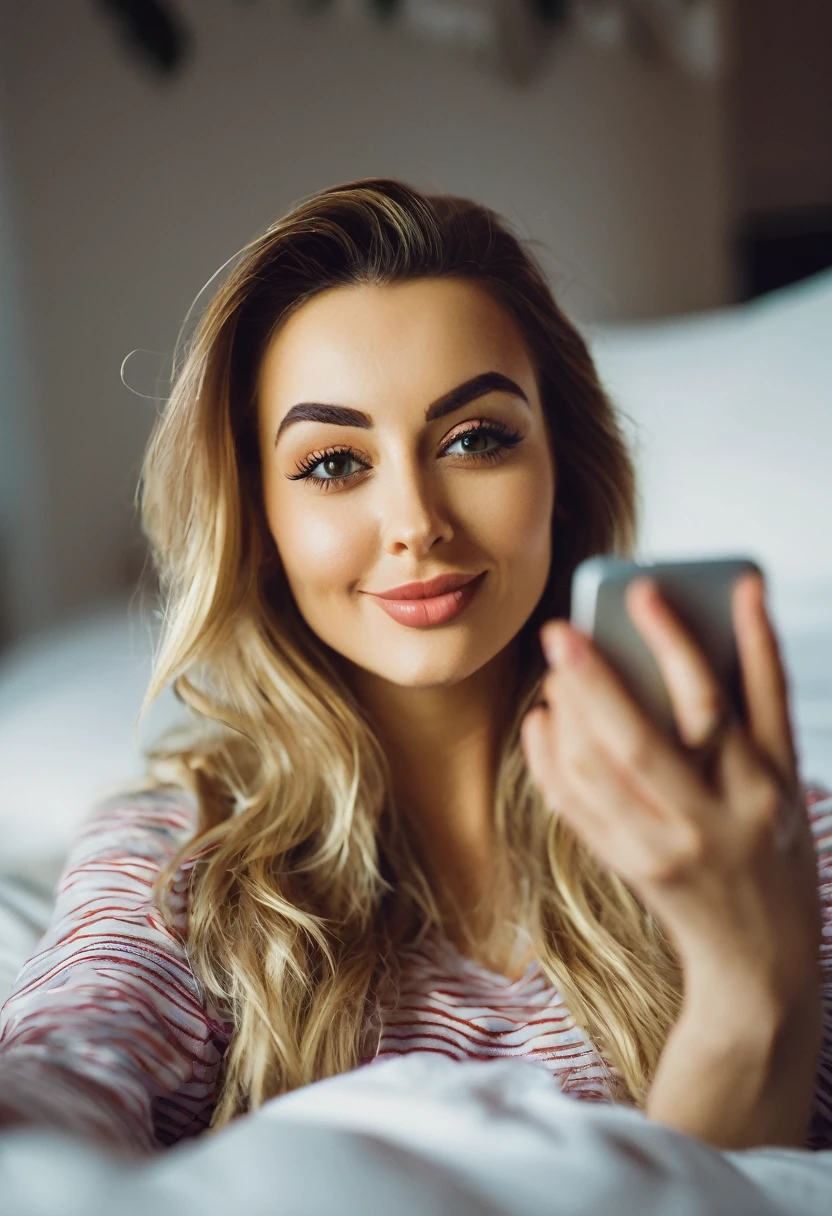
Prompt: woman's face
<box><xmin>256</xmin><ymin>277</ymin><xmax>556</xmax><ymax>689</ymax></box>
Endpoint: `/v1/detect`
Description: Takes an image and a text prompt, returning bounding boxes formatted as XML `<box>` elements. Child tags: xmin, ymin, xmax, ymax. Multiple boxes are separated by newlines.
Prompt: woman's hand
<box><xmin>520</xmin><ymin>573</ymin><xmax>823</xmax><ymax>1007</ymax></box>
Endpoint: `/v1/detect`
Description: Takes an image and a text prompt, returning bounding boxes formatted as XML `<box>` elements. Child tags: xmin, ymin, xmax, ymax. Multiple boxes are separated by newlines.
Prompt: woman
<box><xmin>1</xmin><ymin>177</ymin><xmax>830</xmax><ymax>1157</ymax></box>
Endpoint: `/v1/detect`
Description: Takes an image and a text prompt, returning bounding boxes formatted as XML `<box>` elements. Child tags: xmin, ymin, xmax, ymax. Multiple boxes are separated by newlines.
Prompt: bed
<box><xmin>1</xmin><ymin>269</ymin><xmax>831</xmax><ymax>1214</ymax></box>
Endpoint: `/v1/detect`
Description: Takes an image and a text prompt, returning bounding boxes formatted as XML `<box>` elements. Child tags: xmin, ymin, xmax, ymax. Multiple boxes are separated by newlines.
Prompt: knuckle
<box><xmin>644</xmin><ymin>829</ymin><xmax>709</xmax><ymax>885</ymax></box>
<box><xmin>569</xmin><ymin>747</ymin><xmax>595</xmax><ymax>785</ymax></box>
<box><xmin>565</xmin><ymin>756</ymin><xmax>584</xmax><ymax>791</ymax></box>
<box><xmin>691</xmin><ymin>692</ymin><xmax>725</xmax><ymax>736</ymax></box>
<box><xmin>746</xmin><ymin>780</ymin><xmax>786</xmax><ymax>847</ymax></box>
<box><xmin>758</xmin><ymin>781</ymin><xmax>784</xmax><ymax>822</ymax></box>
<box><xmin>748</xmin><ymin>776</ymin><xmax>782</xmax><ymax>822</ymax></box>
<box><xmin>621</xmin><ymin>729</ymin><xmax>654</xmax><ymax>773</ymax></box>
<box><xmin>541</xmin><ymin>668</ymin><xmax>558</xmax><ymax>700</ymax></box>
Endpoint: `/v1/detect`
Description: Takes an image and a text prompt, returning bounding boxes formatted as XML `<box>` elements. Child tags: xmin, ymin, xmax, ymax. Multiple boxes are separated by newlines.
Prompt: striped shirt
<box><xmin>0</xmin><ymin>783</ymin><xmax>830</xmax><ymax>1155</ymax></box>
<box><xmin>370</xmin><ymin>932</ymin><xmax>620</xmax><ymax>1100</ymax></box>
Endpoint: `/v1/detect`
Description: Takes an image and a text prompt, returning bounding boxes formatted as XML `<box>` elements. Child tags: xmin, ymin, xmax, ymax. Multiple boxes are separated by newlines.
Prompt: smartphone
<box><xmin>569</xmin><ymin>556</ymin><xmax>764</xmax><ymax>746</ymax></box>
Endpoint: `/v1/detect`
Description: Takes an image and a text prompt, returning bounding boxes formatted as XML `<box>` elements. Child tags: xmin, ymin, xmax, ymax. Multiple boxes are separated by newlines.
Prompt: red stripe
<box><xmin>387</xmin><ymin>1001</ymin><xmax>573</xmax><ymax>1033</ymax></box>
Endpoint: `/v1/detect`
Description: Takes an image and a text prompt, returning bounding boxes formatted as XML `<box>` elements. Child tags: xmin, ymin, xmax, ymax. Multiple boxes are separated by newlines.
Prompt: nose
<box><xmin>379</xmin><ymin>462</ymin><xmax>455</xmax><ymax>556</ymax></box>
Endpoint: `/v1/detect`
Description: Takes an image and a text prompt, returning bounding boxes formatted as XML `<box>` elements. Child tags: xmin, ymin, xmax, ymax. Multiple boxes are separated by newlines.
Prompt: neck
<box><xmin>345</xmin><ymin>641</ymin><xmax>521</xmax><ymax>945</ymax></box>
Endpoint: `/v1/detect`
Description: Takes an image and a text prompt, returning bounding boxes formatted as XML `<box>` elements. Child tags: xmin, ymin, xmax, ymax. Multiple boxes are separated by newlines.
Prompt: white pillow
<box><xmin>0</xmin><ymin>598</ymin><xmax>187</xmax><ymax>869</ymax></box>
<box><xmin>589</xmin><ymin>268</ymin><xmax>832</xmax><ymax>588</ymax></box>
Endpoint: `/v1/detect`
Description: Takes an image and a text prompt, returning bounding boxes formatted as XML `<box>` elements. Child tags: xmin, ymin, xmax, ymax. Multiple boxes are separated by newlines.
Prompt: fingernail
<box><xmin>540</xmin><ymin>625</ymin><xmax>560</xmax><ymax>665</ymax></box>
<box><xmin>742</xmin><ymin>574</ymin><xmax>767</xmax><ymax>621</ymax></box>
<box><xmin>633</xmin><ymin>577</ymin><xmax>661</xmax><ymax>610</ymax></box>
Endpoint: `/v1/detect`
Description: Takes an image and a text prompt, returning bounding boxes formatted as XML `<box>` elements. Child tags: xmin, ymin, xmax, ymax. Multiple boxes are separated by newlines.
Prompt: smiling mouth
<box><xmin>367</xmin><ymin>572</ymin><xmax>487</xmax><ymax>628</ymax></box>
<box><xmin>370</xmin><ymin>572</ymin><xmax>482</xmax><ymax>600</ymax></box>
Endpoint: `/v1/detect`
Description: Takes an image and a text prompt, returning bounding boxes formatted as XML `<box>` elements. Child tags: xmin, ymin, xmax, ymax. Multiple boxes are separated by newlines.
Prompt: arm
<box><xmin>646</xmin><ymin>783</ymin><xmax>832</xmax><ymax>1151</ymax></box>
<box><xmin>0</xmin><ymin>786</ymin><xmax>231</xmax><ymax>1155</ymax></box>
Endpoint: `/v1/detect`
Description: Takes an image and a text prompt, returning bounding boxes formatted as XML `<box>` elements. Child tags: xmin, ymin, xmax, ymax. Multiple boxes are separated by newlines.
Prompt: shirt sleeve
<box><xmin>804</xmin><ymin>781</ymin><xmax>832</xmax><ymax>1150</ymax></box>
<box><xmin>0</xmin><ymin>785</ymin><xmax>231</xmax><ymax>1156</ymax></box>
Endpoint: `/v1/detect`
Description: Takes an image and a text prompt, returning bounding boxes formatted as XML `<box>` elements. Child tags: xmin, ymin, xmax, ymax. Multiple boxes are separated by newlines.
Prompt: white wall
<box><xmin>0</xmin><ymin>0</ymin><xmax>730</xmax><ymax>637</ymax></box>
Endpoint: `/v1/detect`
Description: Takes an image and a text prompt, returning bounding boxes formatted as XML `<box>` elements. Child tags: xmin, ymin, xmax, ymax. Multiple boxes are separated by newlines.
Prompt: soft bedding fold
<box><xmin>2</xmin><ymin>1054</ymin><xmax>832</xmax><ymax>1216</ymax></box>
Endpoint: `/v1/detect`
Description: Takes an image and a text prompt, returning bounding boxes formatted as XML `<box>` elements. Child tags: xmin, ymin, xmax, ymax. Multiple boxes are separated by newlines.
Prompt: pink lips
<box><xmin>366</xmin><ymin>572</ymin><xmax>486</xmax><ymax>628</ymax></box>
<box><xmin>371</xmin><ymin>572</ymin><xmax>481</xmax><ymax>600</ymax></box>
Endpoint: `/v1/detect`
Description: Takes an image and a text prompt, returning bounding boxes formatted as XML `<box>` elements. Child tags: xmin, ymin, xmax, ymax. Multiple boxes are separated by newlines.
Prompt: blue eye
<box><xmin>288</xmin><ymin>420</ymin><xmax>523</xmax><ymax>493</ymax></box>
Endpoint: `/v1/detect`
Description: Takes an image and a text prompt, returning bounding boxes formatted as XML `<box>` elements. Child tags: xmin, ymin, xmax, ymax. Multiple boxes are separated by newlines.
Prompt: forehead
<box><xmin>256</xmin><ymin>278</ymin><xmax>536</xmax><ymax>409</ymax></box>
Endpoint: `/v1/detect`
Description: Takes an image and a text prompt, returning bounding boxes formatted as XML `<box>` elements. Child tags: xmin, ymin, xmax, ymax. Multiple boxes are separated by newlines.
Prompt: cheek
<box><xmin>268</xmin><ymin>493</ymin><xmax>371</xmax><ymax>596</ymax></box>
<box><xmin>467</xmin><ymin>462</ymin><xmax>554</xmax><ymax>568</ymax></box>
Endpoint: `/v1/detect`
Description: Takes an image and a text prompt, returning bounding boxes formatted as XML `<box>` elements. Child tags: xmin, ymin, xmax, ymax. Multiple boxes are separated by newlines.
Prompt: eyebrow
<box><xmin>273</xmin><ymin>370</ymin><xmax>530</xmax><ymax>447</ymax></box>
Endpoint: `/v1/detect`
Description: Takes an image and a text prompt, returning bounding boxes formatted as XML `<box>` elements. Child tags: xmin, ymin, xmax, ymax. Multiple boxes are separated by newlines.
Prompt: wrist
<box><xmin>647</xmin><ymin>981</ymin><xmax>822</xmax><ymax>1149</ymax></box>
<box><xmin>680</xmin><ymin>958</ymin><xmax>821</xmax><ymax>1037</ymax></box>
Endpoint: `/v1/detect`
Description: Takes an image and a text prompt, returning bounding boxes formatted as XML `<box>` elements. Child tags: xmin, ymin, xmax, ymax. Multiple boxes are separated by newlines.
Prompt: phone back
<box><xmin>570</xmin><ymin>556</ymin><xmax>764</xmax><ymax>744</ymax></box>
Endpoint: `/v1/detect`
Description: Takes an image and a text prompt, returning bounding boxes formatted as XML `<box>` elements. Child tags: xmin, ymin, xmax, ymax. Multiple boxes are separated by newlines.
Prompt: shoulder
<box><xmin>71</xmin><ymin>783</ymin><xmax>202</xmax><ymax>865</ymax></box>
<box><xmin>52</xmin><ymin>783</ymin><xmax>205</xmax><ymax>935</ymax></box>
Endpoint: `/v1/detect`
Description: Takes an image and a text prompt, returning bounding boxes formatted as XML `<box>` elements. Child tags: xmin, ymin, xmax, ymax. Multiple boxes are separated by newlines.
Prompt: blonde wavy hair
<box><xmin>130</xmin><ymin>176</ymin><xmax>683</xmax><ymax>1131</ymax></box>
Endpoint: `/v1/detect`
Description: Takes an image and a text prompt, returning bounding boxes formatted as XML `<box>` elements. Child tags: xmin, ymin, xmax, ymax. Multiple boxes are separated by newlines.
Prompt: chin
<box><xmin>366</xmin><ymin>644</ymin><xmax>499</xmax><ymax>689</ymax></box>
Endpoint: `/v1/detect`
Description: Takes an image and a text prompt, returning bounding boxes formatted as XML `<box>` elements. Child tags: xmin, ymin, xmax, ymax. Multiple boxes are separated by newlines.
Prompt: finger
<box><xmin>554</xmin><ymin>704</ymin><xmax>708</xmax><ymax>890</ymax></box>
<box><xmin>623</xmin><ymin>577</ymin><xmax>728</xmax><ymax>750</ymax></box>
<box><xmin>521</xmin><ymin>697</ymin><xmax>643</xmax><ymax>847</ymax></box>
<box><xmin>540</xmin><ymin>622</ymin><xmax>715</xmax><ymax>824</ymax></box>
<box><xmin>731</xmin><ymin>573</ymin><xmax>799</xmax><ymax>792</ymax></box>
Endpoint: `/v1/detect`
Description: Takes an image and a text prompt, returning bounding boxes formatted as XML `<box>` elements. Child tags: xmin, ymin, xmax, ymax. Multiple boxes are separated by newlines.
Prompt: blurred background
<box><xmin>0</xmin><ymin>0</ymin><xmax>831</xmax><ymax>872</ymax></box>
<box><xmin>0</xmin><ymin>0</ymin><xmax>829</xmax><ymax>645</ymax></box>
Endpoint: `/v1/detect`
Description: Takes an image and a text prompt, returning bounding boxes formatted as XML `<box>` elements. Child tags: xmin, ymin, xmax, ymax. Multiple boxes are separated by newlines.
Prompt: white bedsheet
<box><xmin>1</xmin><ymin>1054</ymin><xmax>830</xmax><ymax>1216</ymax></box>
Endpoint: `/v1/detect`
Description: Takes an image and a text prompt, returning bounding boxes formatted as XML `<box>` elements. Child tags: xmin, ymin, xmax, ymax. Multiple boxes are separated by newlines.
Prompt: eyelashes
<box><xmin>286</xmin><ymin>420</ymin><xmax>524</xmax><ymax>494</ymax></box>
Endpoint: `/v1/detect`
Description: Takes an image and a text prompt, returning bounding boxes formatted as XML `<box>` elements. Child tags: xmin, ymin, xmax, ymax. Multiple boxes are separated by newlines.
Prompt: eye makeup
<box><xmin>285</xmin><ymin>419</ymin><xmax>524</xmax><ymax>493</ymax></box>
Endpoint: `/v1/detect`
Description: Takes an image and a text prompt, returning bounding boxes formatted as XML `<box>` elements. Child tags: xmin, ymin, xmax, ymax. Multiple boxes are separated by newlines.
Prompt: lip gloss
<box><xmin>369</xmin><ymin>573</ymin><xmax>486</xmax><ymax>628</ymax></box>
